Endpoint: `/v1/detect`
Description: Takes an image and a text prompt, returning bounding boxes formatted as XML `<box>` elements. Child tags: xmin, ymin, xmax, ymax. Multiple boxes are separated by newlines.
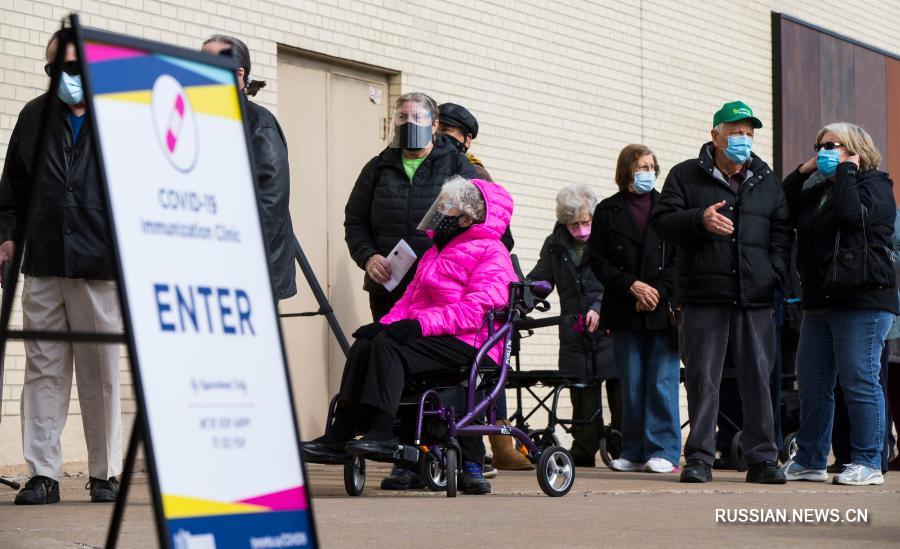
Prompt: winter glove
<box><xmin>352</xmin><ymin>322</ymin><xmax>386</xmax><ymax>340</ymax></box>
<box><xmin>385</xmin><ymin>319</ymin><xmax>422</xmax><ymax>344</ymax></box>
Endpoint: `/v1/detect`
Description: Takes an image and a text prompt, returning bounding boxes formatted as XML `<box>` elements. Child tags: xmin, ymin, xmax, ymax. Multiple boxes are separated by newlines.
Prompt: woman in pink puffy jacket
<box><xmin>303</xmin><ymin>176</ymin><xmax>516</xmax><ymax>493</ymax></box>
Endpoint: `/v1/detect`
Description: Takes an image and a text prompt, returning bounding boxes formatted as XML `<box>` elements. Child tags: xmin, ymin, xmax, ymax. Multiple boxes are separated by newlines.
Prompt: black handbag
<box><xmin>822</xmin><ymin>206</ymin><xmax>895</xmax><ymax>297</ymax></box>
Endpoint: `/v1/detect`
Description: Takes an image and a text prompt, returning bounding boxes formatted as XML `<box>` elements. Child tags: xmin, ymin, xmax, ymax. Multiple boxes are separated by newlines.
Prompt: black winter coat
<box><xmin>245</xmin><ymin>99</ymin><xmax>297</xmax><ymax>300</ymax></box>
<box><xmin>0</xmin><ymin>93</ymin><xmax>115</xmax><ymax>279</ymax></box>
<box><xmin>783</xmin><ymin>163</ymin><xmax>899</xmax><ymax>314</ymax></box>
<box><xmin>526</xmin><ymin>224</ymin><xmax>616</xmax><ymax>381</ymax></box>
<box><xmin>649</xmin><ymin>143</ymin><xmax>793</xmax><ymax>307</ymax></box>
<box><xmin>588</xmin><ymin>190</ymin><xmax>677</xmax><ymax>331</ymax></box>
<box><xmin>344</xmin><ymin>134</ymin><xmax>487</xmax><ymax>298</ymax></box>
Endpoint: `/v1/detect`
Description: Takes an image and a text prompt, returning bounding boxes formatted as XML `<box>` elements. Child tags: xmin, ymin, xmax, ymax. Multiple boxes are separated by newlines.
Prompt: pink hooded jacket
<box><xmin>380</xmin><ymin>179</ymin><xmax>517</xmax><ymax>364</ymax></box>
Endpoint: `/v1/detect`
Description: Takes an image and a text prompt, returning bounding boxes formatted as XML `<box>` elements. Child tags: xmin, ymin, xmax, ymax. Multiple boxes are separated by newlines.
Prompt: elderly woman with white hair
<box><xmin>304</xmin><ymin>176</ymin><xmax>516</xmax><ymax>495</ymax></box>
<box><xmin>588</xmin><ymin>144</ymin><xmax>680</xmax><ymax>474</ymax></box>
<box><xmin>781</xmin><ymin>122</ymin><xmax>897</xmax><ymax>486</ymax></box>
<box><xmin>526</xmin><ymin>184</ymin><xmax>619</xmax><ymax>468</ymax></box>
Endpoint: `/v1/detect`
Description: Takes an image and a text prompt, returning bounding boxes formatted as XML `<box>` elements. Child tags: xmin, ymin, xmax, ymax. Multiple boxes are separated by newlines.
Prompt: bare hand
<box><xmin>799</xmin><ymin>156</ymin><xmax>818</xmax><ymax>174</ymax></box>
<box><xmin>703</xmin><ymin>200</ymin><xmax>734</xmax><ymax>235</ymax></box>
<box><xmin>0</xmin><ymin>241</ymin><xmax>14</xmax><ymax>284</ymax></box>
<box><xmin>585</xmin><ymin>309</ymin><xmax>600</xmax><ymax>333</ymax></box>
<box><xmin>629</xmin><ymin>280</ymin><xmax>659</xmax><ymax>310</ymax></box>
<box><xmin>365</xmin><ymin>254</ymin><xmax>392</xmax><ymax>284</ymax></box>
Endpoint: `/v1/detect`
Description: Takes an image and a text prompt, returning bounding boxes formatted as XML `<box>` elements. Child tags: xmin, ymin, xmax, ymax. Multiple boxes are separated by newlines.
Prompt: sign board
<box><xmin>77</xmin><ymin>26</ymin><xmax>317</xmax><ymax>549</ymax></box>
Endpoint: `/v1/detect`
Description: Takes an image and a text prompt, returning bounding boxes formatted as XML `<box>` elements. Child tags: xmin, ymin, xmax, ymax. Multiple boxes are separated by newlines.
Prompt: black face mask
<box><xmin>432</xmin><ymin>215</ymin><xmax>468</xmax><ymax>249</ymax></box>
<box><xmin>448</xmin><ymin>136</ymin><xmax>468</xmax><ymax>154</ymax></box>
<box><xmin>396</xmin><ymin>122</ymin><xmax>433</xmax><ymax>151</ymax></box>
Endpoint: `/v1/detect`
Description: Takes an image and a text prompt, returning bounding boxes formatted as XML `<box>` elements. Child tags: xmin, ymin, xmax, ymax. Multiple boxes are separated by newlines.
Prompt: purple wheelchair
<box><xmin>309</xmin><ymin>275</ymin><xmax>576</xmax><ymax>498</ymax></box>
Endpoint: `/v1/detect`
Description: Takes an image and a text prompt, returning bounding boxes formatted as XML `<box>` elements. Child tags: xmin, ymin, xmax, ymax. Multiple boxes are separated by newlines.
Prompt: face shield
<box><xmin>390</xmin><ymin>101</ymin><xmax>434</xmax><ymax>150</ymax></box>
<box><xmin>417</xmin><ymin>194</ymin><xmax>458</xmax><ymax>233</ymax></box>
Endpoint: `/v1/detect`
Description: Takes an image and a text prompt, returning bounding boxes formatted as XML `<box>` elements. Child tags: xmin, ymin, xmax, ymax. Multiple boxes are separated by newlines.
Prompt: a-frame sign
<box><xmin>0</xmin><ymin>15</ymin><xmax>318</xmax><ymax>549</ymax></box>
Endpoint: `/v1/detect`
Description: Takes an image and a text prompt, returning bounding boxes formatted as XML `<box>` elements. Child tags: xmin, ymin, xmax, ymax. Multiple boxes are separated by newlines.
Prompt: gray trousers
<box><xmin>680</xmin><ymin>304</ymin><xmax>777</xmax><ymax>465</ymax></box>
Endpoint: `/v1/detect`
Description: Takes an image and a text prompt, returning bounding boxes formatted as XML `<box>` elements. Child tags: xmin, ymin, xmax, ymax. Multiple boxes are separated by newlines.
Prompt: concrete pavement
<box><xmin>0</xmin><ymin>463</ymin><xmax>897</xmax><ymax>548</ymax></box>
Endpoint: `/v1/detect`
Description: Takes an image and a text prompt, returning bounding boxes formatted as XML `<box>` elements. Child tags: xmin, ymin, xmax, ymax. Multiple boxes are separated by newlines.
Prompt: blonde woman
<box><xmin>781</xmin><ymin>123</ymin><xmax>897</xmax><ymax>486</ymax></box>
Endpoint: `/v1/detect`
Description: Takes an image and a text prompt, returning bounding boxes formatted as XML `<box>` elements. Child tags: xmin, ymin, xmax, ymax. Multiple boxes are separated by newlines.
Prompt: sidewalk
<box><xmin>0</xmin><ymin>463</ymin><xmax>897</xmax><ymax>548</ymax></box>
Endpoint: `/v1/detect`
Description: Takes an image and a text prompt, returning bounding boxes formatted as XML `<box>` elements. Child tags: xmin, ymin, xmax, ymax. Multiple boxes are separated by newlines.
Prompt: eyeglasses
<box><xmin>44</xmin><ymin>61</ymin><xmax>81</xmax><ymax>78</ymax></box>
<box><xmin>814</xmin><ymin>141</ymin><xmax>844</xmax><ymax>152</ymax></box>
<box><xmin>567</xmin><ymin>220</ymin><xmax>591</xmax><ymax>229</ymax></box>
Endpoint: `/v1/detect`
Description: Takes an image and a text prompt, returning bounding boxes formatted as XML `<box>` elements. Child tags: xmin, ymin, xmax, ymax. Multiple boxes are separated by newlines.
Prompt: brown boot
<box><xmin>489</xmin><ymin>420</ymin><xmax>535</xmax><ymax>470</ymax></box>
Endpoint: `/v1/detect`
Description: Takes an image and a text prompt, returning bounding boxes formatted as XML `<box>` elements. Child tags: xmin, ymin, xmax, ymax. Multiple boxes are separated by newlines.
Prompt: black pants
<box><xmin>569</xmin><ymin>380</ymin><xmax>621</xmax><ymax>462</ymax></box>
<box><xmin>681</xmin><ymin>305</ymin><xmax>778</xmax><ymax>465</ymax></box>
<box><xmin>338</xmin><ymin>332</ymin><xmax>494</xmax><ymax>464</ymax></box>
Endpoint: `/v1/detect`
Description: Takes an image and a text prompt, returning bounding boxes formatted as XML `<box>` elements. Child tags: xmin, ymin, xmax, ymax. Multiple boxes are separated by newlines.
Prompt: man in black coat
<box><xmin>0</xmin><ymin>30</ymin><xmax>122</xmax><ymax>505</ymax></box>
<box><xmin>202</xmin><ymin>35</ymin><xmax>296</xmax><ymax>301</ymax></box>
<box><xmin>650</xmin><ymin>101</ymin><xmax>792</xmax><ymax>484</ymax></box>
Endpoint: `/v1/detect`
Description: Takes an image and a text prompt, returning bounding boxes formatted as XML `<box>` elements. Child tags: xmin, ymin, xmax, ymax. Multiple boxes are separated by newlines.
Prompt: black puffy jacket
<box><xmin>0</xmin><ymin>93</ymin><xmax>115</xmax><ymax>279</ymax></box>
<box><xmin>526</xmin><ymin>223</ymin><xmax>615</xmax><ymax>381</ymax></box>
<box><xmin>649</xmin><ymin>143</ymin><xmax>793</xmax><ymax>307</ymax></box>
<box><xmin>245</xmin><ymin>98</ymin><xmax>297</xmax><ymax>300</ymax></box>
<box><xmin>589</xmin><ymin>190</ymin><xmax>677</xmax><ymax>331</ymax></box>
<box><xmin>344</xmin><ymin>134</ymin><xmax>481</xmax><ymax>298</ymax></box>
<box><xmin>783</xmin><ymin>163</ymin><xmax>898</xmax><ymax>314</ymax></box>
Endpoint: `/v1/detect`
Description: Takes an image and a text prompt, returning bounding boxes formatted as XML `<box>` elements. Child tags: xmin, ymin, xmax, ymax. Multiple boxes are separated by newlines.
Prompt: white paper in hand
<box><xmin>383</xmin><ymin>239</ymin><xmax>417</xmax><ymax>292</ymax></box>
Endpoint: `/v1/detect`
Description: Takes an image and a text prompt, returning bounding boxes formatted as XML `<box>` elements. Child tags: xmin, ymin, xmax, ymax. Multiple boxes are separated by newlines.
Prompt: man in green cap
<box><xmin>650</xmin><ymin>100</ymin><xmax>792</xmax><ymax>485</ymax></box>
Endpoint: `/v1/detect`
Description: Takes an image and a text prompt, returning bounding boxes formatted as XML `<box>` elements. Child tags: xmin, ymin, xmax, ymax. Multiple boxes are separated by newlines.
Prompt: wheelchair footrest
<box><xmin>361</xmin><ymin>443</ymin><xmax>421</xmax><ymax>465</ymax></box>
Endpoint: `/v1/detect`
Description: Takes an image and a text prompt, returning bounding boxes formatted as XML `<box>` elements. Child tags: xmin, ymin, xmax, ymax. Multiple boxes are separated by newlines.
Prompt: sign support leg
<box><xmin>105</xmin><ymin>415</ymin><xmax>142</xmax><ymax>549</ymax></box>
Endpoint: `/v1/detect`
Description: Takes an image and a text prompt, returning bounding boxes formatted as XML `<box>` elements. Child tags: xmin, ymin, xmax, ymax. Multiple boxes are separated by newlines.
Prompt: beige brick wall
<box><xmin>1</xmin><ymin>0</ymin><xmax>899</xmax><ymax>472</ymax></box>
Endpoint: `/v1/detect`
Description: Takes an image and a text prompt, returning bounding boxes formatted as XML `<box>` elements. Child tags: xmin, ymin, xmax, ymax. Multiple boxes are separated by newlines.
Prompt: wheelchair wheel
<box><xmin>730</xmin><ymin>431</ymin><xmax>748</xmax><ymax>472</ymax></box>
<box><xmin>526</xmin><ymin>429</ymin><xmax>559</xmax><ymax>451</ymax></box>
<box><xmin>419</xmin><ymin>450</ymin><xmax>447</xmax><ymax>492</ymax></box>
<box><xmin>536</xmin><ymin>446</ymin><xmax>575</xmax><ymax>497</ymax></box>
<box><xmin>444</xmin><ymin>447</ymin><xmax>459</xmax><ymax>498</ymax></box>
<box><xmin>599</xmin><ymin>428</ymin><xmax>623</xmax><ymax>468</ymax></box>
<box><xmin>343</xmin><ymin>455</ymin><xmax>366</xmax><ymax>496</ymax></box>
<box><xmin>780</xmin><ymin>432</ymin><xmax>799</xmax><ymax>464</ymax></box>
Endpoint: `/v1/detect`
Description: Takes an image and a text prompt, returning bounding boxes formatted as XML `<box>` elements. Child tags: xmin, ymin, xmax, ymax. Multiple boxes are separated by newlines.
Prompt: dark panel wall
<box><xmin>775</xmin><ymin>14</ymin><xmax>898</xmax><ymax>196</ymax></box>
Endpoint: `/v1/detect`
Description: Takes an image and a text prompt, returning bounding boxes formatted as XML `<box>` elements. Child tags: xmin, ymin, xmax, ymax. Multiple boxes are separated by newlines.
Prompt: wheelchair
<box><xmin>303</xmin><ymin>275</ymin><xmax>577</xmax><ymax>498</ymax></box>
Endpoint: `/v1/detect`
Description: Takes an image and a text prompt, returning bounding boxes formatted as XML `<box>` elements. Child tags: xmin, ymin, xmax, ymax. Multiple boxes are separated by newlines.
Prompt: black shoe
<box><xmin>459</xmin><ymin>462</ymin><xmax>492</xmax><ymax>495</ymax></box>
<box><xmin>14</xmin><ymin>476</ymin><xmax>60</xmax><ymax>505</ymax></box>
<box><xmin>746</xmin><ymin>461</ymin><xmax>787</xmax><ymax>484</ymax></box>
<box><xmin>302</xmin><ymin>436</ymin><xmax>352</xmax><ymax>462</ymax></box>
<box><xmin>380</xmin><ymin>466</ymin><xmax>425</xmax><ymax>490</ymax></box>
<box><xmin>680</xmin><ymin>460</ymin><xmax>712</xmax><ymax>483</ymax></box>
<box><xmin>87</xmin><ymin>477</ymin><xmax>119</xmax><ymax>503</ymax></box>
<box><xmin>826</xmin><ymin>462</ymin><xmax>846</xmax><ymax>474</ymax></box>
<box><xmin>345</xmin><ymin>437</ymin><xmax>400</xmax><ymax>459</ymax></box>
<box><xmin>713</xmin><ymin>455</ymin><xmax>736</xmax><ymax>470</ymax></box>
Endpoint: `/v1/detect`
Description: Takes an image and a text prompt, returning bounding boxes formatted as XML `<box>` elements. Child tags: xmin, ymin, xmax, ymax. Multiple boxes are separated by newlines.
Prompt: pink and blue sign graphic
<box><xmin>84</xmin><ymin>39</ymin><xmax>314</xmax><ymax>549</ymax></box>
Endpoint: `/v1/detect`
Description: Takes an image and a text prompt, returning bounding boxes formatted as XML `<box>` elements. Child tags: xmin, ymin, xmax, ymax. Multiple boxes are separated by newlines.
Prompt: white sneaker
<box><xmin>644</xmin><ymin>457</ymin><xmax>677</xmax><ymax>473</ymax></box>
<box><xmin>782</xmin><ymin>459</ymin><xmax>828</xmax><ymax>482</ymax></box>
<box><xmin>609</xmin><ymin>458</ymin><xmax>643</xmax><ymax>472</ymax></box>
<box><xmin>832</xmin><ymin>463</ymin><xmax>884</xmax><ymax>486</ymax></box>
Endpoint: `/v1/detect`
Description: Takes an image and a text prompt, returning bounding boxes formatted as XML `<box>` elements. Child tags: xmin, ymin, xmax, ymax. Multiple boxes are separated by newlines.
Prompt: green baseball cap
<box><xmin>712</xmin><ymin>100</ymin><xmax>763</xmax><ymax>129</ymax></box>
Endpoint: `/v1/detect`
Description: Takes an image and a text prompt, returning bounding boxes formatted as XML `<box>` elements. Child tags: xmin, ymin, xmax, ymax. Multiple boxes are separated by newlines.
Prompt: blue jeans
<box><xmin>613</xmin><ymin>329</ymin><xmax>681</xmax><ymax>464</ymax></box>
<box><xmin>795</xmin><ymin>309</ymin><xmax>893</xmax><ymax>470</ymax></box>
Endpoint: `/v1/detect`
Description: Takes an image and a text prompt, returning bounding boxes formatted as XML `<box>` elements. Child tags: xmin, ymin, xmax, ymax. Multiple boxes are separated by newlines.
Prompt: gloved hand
<box><xmin>352</xmin><ymin>322</ymin><xmax>386</xmax><ymax>340</ymax></box>
<box><xmin>385</xmin><ymin>319</ymin><xmax>422</xmax><ymax>343</ymax></box>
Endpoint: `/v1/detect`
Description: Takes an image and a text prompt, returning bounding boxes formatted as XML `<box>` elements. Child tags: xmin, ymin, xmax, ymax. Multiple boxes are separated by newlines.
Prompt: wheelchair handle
<box><xmin>531</xmin><ymin>280</ymin><xmax>552</xmax><ymax>295</ymax></box>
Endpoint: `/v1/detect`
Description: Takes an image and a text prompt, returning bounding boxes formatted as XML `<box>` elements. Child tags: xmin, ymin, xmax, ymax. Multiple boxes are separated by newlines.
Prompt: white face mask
<box><xmin>58</xmin><ymin>72</ymin><xmax>84</xmax><ymax>105</ymax></box>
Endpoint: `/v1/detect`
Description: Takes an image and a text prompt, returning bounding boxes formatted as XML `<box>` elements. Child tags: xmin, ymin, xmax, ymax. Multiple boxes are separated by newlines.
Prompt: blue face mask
<box><xmin>816</xmin><ymin>148</ymin><xmax>841</xmax><ymax>177</ymax></box>
<box><xmin>58</xmin><ymin>72</ymin><xmax>83</xmax><ymax>105</ymax></box>
<box><xmin>633</xmin><ymin>171</ymin><xmax>656</xmax><ymax>194</ymax></box>
<box><xmin>723</xmin><ymin>134</ymin><xmax>752</xmax><ymax>164</ymax></box>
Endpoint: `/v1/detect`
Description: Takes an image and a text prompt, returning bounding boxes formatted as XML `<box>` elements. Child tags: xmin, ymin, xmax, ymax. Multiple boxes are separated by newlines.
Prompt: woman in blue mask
<box><xmin>588</xmin><ymin>144</ymin><xmax>681</xmax><ymax>474</ymax></box>
<box><xmin>781</xmin><ymin>123</ymin><xmax>898</xmax><ymax>486</ymax></box>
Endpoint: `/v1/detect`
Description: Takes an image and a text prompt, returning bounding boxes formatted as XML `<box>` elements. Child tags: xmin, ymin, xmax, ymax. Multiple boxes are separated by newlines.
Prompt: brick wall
<box><xmin>1</xmin><ymin>0</ymin><xmax>899</xmax><ymax>472</ymax></box>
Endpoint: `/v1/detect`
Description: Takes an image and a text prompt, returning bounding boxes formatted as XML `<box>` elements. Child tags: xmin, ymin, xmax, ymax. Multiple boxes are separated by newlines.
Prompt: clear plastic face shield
<box><xmin>390</xmin><ymin>100</ymin><xmax>435</xmax><ymax>150</ymax></box>
<box><xmin>417</xmin><ymin>194</ymin><xmax>459</xmax><ymax>233</ymax></box>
